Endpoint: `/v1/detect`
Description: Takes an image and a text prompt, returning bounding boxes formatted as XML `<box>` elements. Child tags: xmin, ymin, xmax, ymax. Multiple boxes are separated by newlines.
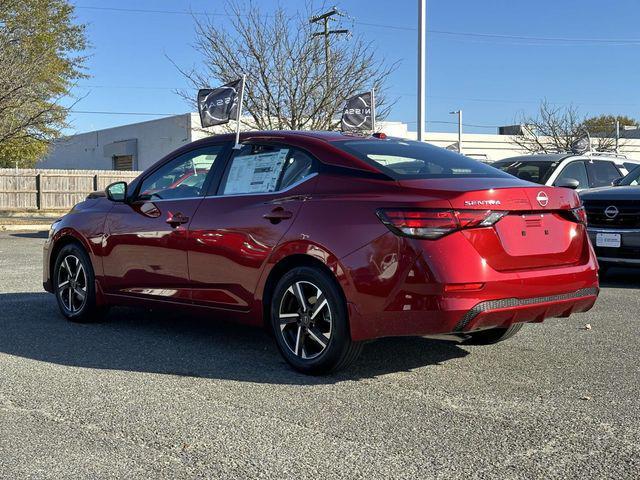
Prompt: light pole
<box><xmin>417</xmin><ymin>0</ymin><xmax>426</xmax><ymax>141</ymax></box>
<box><xmin>450</xmin><ymin>109</ymin><xmax>462</xmax><ymax>153</ymax></box>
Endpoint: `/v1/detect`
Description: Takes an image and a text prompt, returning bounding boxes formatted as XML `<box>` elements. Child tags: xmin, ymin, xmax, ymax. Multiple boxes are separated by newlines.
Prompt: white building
<box><xmin>39</xmin><ymin>113</ymin><xmax>640</xmax><ymax>171</ymax></box>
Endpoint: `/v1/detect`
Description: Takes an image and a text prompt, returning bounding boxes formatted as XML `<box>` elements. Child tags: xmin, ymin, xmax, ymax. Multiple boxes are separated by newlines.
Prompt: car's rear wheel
<box><xmin>463</xmin><ymin>323</ymin><xmax>523</xmax><ymax>345</ymax></box>
<box><xmin>270</xmin><ymin>266</ymin><xmax>362</xmax><ymax>374</ymax></box>
<box><xmin>53</xmin><ymin>243</ymin><xmax>106</xmax><ymax>323</ymax></box>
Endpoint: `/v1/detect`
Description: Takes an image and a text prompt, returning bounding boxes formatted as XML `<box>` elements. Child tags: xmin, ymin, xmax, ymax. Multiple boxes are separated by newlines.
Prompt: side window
<box><xmin>554</xmin><ymin>161</ymin><xmax>588</xmax><ymax>189</ymax></box>
<box><xmin>221</xmin><ymin>144</ymin><xmax>315</xmax><ymax>195</ymax></box>
<box><xmin>278</xmin><ymin>149</ymin><xmax>315</xmax><ymax>189</ymax></box>
<box><xmin>139</xmin><ymin>146</ymin><xmax>224</xmax><ymax>200</ymax></box>
<box><xmin>588</xmin><ymin>160</ymin><xmax>621</xmax><ymax>187</ymax></box>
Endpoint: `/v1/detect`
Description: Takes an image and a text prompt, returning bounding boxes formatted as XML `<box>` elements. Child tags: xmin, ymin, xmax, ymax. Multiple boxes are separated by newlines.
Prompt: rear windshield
<box><xmin>332</xmin><ymin>138</ymin><xmax>511</xmax><ymax>180</ymax></box>
<box><xmin>492</xmin><ymin>160</ymin><xmax>556</xmax><ymax>184</ymax></box>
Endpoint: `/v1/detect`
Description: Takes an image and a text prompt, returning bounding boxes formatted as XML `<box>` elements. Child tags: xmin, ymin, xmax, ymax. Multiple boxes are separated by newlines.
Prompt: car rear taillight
<box><xmin>559</xmin><ymin>207</ymin><xmax>587</xmax><ymax>225</ymax></box>
<box><xmin>377</xmin><ymin>209</ymin><xmax>507</xmax><ymax>239</ymax></box>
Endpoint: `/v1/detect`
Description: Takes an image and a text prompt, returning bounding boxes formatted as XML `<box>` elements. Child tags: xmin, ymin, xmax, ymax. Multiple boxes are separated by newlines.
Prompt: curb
<box><xmin>0</xmin><ymin>224</ymin><xmax>51</xmax><ymax>232</ymax></box>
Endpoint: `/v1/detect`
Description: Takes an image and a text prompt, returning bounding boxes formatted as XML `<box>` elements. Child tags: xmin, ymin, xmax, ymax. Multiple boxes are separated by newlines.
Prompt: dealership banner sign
<box><xmin>341</xmin><ymin>91</ymin><xmax>376</xmax><ymax>133</ymax></box>
<box><xmin>197</xmin><ymin>78</ymin><xmax>244</xmax><ymax>128</ymax></box>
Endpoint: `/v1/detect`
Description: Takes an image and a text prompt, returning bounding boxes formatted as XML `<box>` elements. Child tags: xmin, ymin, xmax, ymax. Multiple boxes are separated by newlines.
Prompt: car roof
<box><xmin>495</xmin><ymin>154</ymin><xmax>570</xmax><ymax>164</ymax></box>
<box><xmin>168</xmin><ymin>130</ymin><xmax>388</xmax><ymax>175</ymax></box>
<box><xmin>497</xmin><ymin>153</ymin><xmax>638</xmax><ymax>165</ymax></box>
<box><xmin>193</xmin><ymin>130</ymin><xmax>370</xmax><ymax>143</ymax></box>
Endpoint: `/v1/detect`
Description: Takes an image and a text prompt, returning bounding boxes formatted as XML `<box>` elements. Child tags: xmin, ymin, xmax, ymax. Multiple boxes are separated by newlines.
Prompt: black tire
<box><xmin>53</xmin><ymin>243</ymin><xmax>107</xmax><ymax>323</ymax></box>
<box><xmin>463</xmin><ymin>323</ymin><xmax>523</xmax><ymax>345</ymax></box>
<box><xmin>270</xmin><ymin>266</ymin><xmax>362</xmax><ymax>374</ymax></box>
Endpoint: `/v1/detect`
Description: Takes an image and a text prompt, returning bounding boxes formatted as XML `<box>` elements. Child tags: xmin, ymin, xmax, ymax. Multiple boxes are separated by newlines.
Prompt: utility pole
<box><xmin>417</xmin><ymin>0</ymin><xmax>426</xmax><ymax>141</ymax></box>
<box><xmin>615</xmin><ymin>119</ymin><xmax>620</xmax><ymax>153</ymax></box>
<box><xmin>310</xmin><ymin>8</ymin><xmax>349</xmax><ymax>91</ymax></box>
<box><xmin>450</xmin><ymin>110</ymin><xmax>462</xmax><ymax>153</ymax></box>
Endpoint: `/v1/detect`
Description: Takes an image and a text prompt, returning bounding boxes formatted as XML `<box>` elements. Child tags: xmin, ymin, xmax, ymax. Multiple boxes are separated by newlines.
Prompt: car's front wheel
<box><xmin>463</xmin><ymin>323</ymin><xmax>523</xmax><ymax>345</ymax></box>
<box><xmin>270</xmin><ymin>266</ymin><xmax>362</xmax><ymax>374</ymax></box>
<box><xmin>53</xmin><ymin>243</ymin><xmax>106</xmax><ymax>323</ymax></box>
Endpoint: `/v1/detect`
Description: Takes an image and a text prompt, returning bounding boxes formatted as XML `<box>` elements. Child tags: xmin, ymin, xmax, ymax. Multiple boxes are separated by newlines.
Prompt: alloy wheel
<box><xmin>278</xmin><ymin>280</ymin><xmax>332</xmax><ymax>360</ymax></box>
<box><xmin>57</xmin><ymin>254</ymin><xmax>88</xmax><ymax>314</ymax></box>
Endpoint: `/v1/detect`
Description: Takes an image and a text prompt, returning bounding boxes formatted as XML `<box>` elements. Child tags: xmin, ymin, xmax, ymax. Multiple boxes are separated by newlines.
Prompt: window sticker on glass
<box><xmin>224</xmin><ymin>148</ymin><xmax>289</xmax><ymax>194</ymax></box>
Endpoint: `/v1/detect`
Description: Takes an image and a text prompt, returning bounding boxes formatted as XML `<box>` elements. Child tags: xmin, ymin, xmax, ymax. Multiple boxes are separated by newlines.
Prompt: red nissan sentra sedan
<box><xmin>43</xmin><ymin>131</ymin><xmax>599</xmax><ymax>374</ymax></box>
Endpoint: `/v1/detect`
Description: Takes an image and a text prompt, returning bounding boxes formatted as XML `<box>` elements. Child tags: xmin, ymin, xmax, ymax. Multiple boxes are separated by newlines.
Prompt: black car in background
<box><xmin>580</xmin><ymin>165</ymin><xmax>640</xmax><ymax>272</ymax></box>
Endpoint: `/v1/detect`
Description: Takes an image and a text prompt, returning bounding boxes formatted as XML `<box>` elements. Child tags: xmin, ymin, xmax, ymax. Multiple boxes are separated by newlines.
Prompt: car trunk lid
<box><xmin>397</xmin><ymin>179</ymin><xmax>587</xmax><ymax>271</ymax></box>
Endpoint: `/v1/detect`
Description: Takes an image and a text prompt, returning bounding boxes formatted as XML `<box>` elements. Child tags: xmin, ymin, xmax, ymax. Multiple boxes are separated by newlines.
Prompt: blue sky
<box><xmin>68</xmin><ymin>0</ymin><xmax>640</xmax><ymax>134</ymax></box>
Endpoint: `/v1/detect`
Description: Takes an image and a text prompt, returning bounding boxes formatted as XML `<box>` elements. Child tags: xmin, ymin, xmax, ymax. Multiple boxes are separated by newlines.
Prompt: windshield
<box><xmin>492</xmin><ymin>160</ymin><xmax>557</xmax><ymax>184</ymax></box>
<box><xmin>619</xmin><ymin>165</ymin><xmax>640</xmax><ymax>186</ymax></box>
<box><xmin>332</xmin><ymin>138</ymin><xmax>510</xmax><ymax>180</ymax></box>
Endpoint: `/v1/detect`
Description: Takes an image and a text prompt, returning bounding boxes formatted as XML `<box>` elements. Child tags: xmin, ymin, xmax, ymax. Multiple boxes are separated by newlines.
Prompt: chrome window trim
<box><xmin>143</xmin><ymin>196</ymin><xmax>205</xmax><ymax>203</ymax></box>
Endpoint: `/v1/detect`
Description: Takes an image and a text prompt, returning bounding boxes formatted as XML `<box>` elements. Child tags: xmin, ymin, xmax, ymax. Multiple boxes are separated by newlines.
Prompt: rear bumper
<box><xmin>346</xmin><ymin>285</ymin><xmax>599</xmax><ymax>340</ymax></box>
<box><xmin>341</xmin><ymin>231</ymin><xmax>599</xmax><ymax>341</ymax></box>
<box><xmin>588</xmin><ymin>227</ymin><xmax>640</xmax><ymax>266</ymax></box>
<box><xmin>453</xmin><ymin>287</ymin><xmax>598</xmax><ymax>332</ymax></box>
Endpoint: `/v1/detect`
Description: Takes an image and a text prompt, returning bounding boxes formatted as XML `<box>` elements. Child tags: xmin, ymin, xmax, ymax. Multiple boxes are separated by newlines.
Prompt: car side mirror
<box><xmin>106</xmin><ymin>181</ymin><xmax>128</xmax><ymax>202</ymax></box>
<box><xmin>611</xmin><ymin>177</ymin><xmax>623</xmax><ymax>186</ymax></box>
<box><xmin>555</xmin><ymin>178</ymin><xmax>580</xmax><ymax>189</ymax></box>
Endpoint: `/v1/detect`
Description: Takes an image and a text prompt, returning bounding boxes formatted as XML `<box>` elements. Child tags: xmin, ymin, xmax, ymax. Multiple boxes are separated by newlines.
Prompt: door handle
<box><xmin>263</xmin><ymin>207</ymin><xmax>293</xmax><ymax>224</ymax></box>
<box><xmin>166</xmin><ymin>212</ymin><xmax>190</xmax><ymax>228</ymax></box>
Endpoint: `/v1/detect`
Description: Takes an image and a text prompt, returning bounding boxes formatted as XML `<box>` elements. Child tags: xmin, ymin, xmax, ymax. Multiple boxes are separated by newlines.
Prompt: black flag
<box><xmin>197</xmin><ymin>79</ymin><xmax>244</xmax><ymax>127</ymax></box>
<box><xmin>341</xmin><ymin>92</ymin><xmax>374</xmax><ymax>132</ymax></box>
<box><xmin>570</xmin><ymin>134</ymin><xmax>591</xmax><ymax>154</ymax></box>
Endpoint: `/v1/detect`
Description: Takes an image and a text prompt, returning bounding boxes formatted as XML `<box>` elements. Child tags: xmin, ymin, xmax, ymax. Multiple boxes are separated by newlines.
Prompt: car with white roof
<box><xmin>492</xmin><ymin>153</ymin><xmax>640</xmax><ymax>191</ymax></box>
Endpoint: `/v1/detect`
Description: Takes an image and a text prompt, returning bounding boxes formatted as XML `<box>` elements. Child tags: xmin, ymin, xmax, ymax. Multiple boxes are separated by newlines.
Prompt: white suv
<box><xmin>492</xmin><ymin>153</ymin><xmax>640</xmax><ymax>191</ymax></box>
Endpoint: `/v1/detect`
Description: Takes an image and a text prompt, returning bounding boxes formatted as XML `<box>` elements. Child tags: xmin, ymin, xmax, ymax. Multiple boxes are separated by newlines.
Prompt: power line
<box><xmin>74</xmin><ymin>5</ymin><xmax>223</xmax><ymax>16</ymax></box>
<box><xmin>67</xmin><ymin>109</ymin><xmax>502</xmax><ymax>130</ymax></box>
<box><xmin>71</xmin><ymin>110</ymin><xmax>183</xmax><ymax>116</ymax></box>
<box><xmin>73</xmin><ymin>5</ymin><xmax>640</xmax><ymax>46</ymax></box>
<box><xmin>75</xmin><ymin>84</ymin><xmax>185</xmax><ymax>90</ymax></box>
<box><xmin>72</xmin><ymin>84</ymin><xmax>637</xmax><ymax>108</ymax></box>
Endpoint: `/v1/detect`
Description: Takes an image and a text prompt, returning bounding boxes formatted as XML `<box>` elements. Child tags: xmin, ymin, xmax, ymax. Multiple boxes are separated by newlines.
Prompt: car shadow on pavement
<box><xmin>599</xmin><ymin>267</ymin><xmax>640</xmax><ymax>289</ymax></box>
<box><xmin>6</xmin><ymin>231</ymin><xmax>49</xmax><ymax>239</ymax></box>
<box><xmin>0</xmin><ymin>292</ymin><xmax>469</xmax><ymax>385</ymax></box>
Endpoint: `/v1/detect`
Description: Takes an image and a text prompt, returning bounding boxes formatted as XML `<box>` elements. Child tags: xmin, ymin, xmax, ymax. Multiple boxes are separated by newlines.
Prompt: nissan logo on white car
<box><xmin>536</xmin><ymin>191</ymin><xmax>549</xmax><ymax>207</ymax></box>
<box><xmin>604</xmin><ymin>205</ymin><xmax>619</xmax><ymax>219</ymax></box>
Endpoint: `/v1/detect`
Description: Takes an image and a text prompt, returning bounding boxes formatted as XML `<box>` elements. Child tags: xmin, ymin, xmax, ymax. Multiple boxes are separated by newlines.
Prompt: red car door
<box><xmin>101</xmin><ymin>144</ymin><xmax>229</xmax><ymax>303</ymax></box>
<box><xmin>187</xmin><ymin>143</ymin><xmax>318</xmax><ymax>312</ymax></box>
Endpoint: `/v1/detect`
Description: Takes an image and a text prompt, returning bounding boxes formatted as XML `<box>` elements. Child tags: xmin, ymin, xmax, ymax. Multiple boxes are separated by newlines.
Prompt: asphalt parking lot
<box><xmin>0</xmin><ymin>231</ymin><xmax>638</xmax><ymax>479</ymax></box>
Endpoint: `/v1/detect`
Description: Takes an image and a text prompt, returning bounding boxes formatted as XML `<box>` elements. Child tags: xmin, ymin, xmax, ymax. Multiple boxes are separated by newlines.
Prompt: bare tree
<box><xmin>172</xmin><ymin>1</ymin><xmax>396</xmax><ymax>131</ymax></box>
<box><xmin>511</xmin><ymin>101</ymin><xmax>628</xmax><ymax>154</ymax></box>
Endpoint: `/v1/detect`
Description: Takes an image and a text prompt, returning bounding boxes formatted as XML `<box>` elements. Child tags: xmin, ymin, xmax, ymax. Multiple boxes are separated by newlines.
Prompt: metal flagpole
<box><xmin>371</xmin><ymin>87</ymin><xmax>376</xmax><ymax>134</ymax></box>
<box><xmin>417</xmin><ymin>0</ymin><xmax>426</xmax><ymax>141</ymax></box>
<box><xmin>234</xmin><ymin>74</ymin><xmax>246</xmax><ymax>149</ymax></box>
<box><xmin>457</xmin><ymin>109</ymin><xmax>462</xmax><ymax>153</ymax></box>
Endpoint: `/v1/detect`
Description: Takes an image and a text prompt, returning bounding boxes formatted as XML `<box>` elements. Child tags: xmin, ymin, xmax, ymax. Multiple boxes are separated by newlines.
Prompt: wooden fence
<box><xmin>0</xmin><ymin>168</ymin><xmax>141</xmax><ymax>211</ymax></box>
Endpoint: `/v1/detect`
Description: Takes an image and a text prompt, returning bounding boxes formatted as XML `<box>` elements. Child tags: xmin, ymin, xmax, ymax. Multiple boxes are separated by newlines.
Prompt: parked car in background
<box><xmin>492</xmin><ymin>153</ymin><xmax>640</xmax><ymax>191</ymax></box>
<box><xmin>580</xmin><ymin>165</ymin><xmax>640</xmax><ymax>272</ymax></box>
<box><xmin>43</xmin><ymin>132</ymin><xmax>599</xmax><ymax>374</ymax></box>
